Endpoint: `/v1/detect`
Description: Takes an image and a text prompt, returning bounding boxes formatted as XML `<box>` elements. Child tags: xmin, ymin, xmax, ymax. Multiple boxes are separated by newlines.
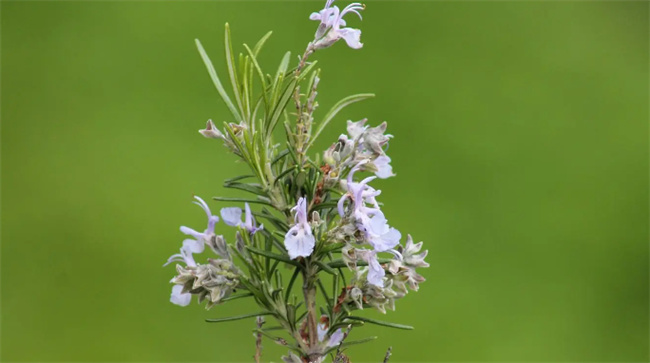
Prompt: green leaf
<box><xmin>319</xmin><ymin>242</ymin><xmax>345</xmax><ymax>255</ymax></box>
<box><xmin>269</xmin><ymin>51</ymin><xmax>291</xmax><ymax>107</ymax></box>
<box><xmin>219</xmin><ymin>292</ymin><xmax>254</xmax><ymax>302</ymax></box>
<box><xmin>309</xmin><ymin>202</ymin><xmax>338</xmax><ymax>213</ymax></box>
<box><xmin>252</xmin><ymin>31</ymin><xmax>273</xmax><ymax>57</ymax></box>
<box><xmin>206</xmin><ymin>311</ymin><xmax>273</xmax><ymax>323</ymax></box>
<box><xmin>224</xmin><ymin>23</ymin><xmax>245</xmax><ymax>120</ymax></box>
<box><xmin>340</xmin><ymin>336</ymin><xmax>378</xmax><ymax>347</ymax></box>
<box><xmin>195</xmin><ymin>39</ymin><xmax>242</xmax><ymax>122</ymax></box>
<box><xmin>224</xmin><ymin>182</ymin><xmax>267</xmax><ymax>196</ymax></box>
<box><xmin>315</xmin><ymin>261</ymin><xmax>338</xmax><ymax>276</ymax></box>
<box><xmin>296</xmin><ymin>60</ymin><xmax>319</xmax><ymax>83</ymax></box>
<box><xmin>246</xmin><ymin>246</ymin><xmax>299</xmax><ymax>267</ymax></box>
<box><xmin>213</xmin><ymin>196</ymin><xmax>273</xmax><ymax>206</ymax></box>
<box><xmin>327</xmin><ymin>258</ymin><xmax>392</xmax><ymax>269</ymax></box>
<box><xmin>329</xmin><ymin>321</ymin><xmax>364</xmax><ymax>331</ymax></box>
<box><xmin>224</xmin><ymin>175</ymin><xmax>255</xmax><ymax>183</ymax></box>
<box><xmin>267</xmin><ymin>78</ymin><xmax>297</xmax><ymax>139</ymax></box>
<box><xmin>271</xmin><ymin>149</ymin><xmax>290</xmax><ymax>166</ymax></box>
<box><xmin>344</xmin><ymin>316</ymin><xmax>414</xmax><ymax>330</ymax></box>
<box><xmin>323</xmin><ymin>336</ymin><xmax>377</xmax><ymax>355</ymax></box>
<box><xmin>285</xmin><ymin>266</ymin><xmax>301</xmax><ymax>302</ymax></box>
<box><xmin>308</xmin><ymin>93</ymin><xmax>375</xmax><ymax>149</ymax></box>
<box><xmin>243</xmin><ymin>44</ymin><xmax>268</xmax><ymax>92</ymax></box>
<box><xmin>253</xmin><ymin>211</ymin><xmax>289</xmax><ymax>231</ymax></box>
<box><xmin>316</xmin><ymin>278</ymin><xmax>332</xmax><ymax>310</ymax></box>
<box><xmin>223</xmin><ymin>122</ymin><xmax>251</xmax><ymax>163</ymax></box>
<box><xmin>273</xmin><ymin>165</ymin><xmax>297</xmax><ymax>186</ymax></box>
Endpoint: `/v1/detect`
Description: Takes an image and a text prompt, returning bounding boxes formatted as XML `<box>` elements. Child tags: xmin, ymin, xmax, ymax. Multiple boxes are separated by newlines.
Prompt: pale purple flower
<box><xmin>170</xmin><ymin>284</ymin><xmax>191</xmax><ymax>307</ymax></box>
<box><xmin>373</xmin><ymin>155</ymin><xmax>395</xmax><ymax>179</ymax></box>
<box><xmin>284</xmin><ymin>197</ymin><xmax>315</xmax><ymax>259</ymax></box>
<box><xmin>310</xmin><ymin>0</ymin><xmax>364</xmax><ymax>50</ymax></box>
<box><xmin>338</xmin><ymin>163</ymin><xmax>401</xmax><ymax>251</ymax></box>
<box><xmin>180</xmin><ymin>196</ymin><xmax>219</xmax><ymax>250</ymax></box>
<box><xmin>220</xmin><ymin>203</ymin><xmax>263</xmax><ymax>234</ymax></box>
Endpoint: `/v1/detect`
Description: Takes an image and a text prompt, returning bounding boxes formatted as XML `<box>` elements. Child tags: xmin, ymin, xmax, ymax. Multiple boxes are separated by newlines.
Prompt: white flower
<box><xmin>284</xmin><ymin>197</ymin><xmax>316</xmax><ymax>259</ymax></box>
<box><xmin>310</xmin><ymin>0</ymin><xmax>364</xmax><ymax>50</ymax></box>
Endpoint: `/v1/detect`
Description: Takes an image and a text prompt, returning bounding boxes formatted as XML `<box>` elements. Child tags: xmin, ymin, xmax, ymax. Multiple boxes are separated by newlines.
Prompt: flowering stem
<box><xmin>254</xmin><ymin>316</ymin><xmax>265</xmax><ymax>363</ymax></box>
<box><xmin>293</xmin><ymin>43</ymin><xmax>315</xmax><ymax>166</ymax></box>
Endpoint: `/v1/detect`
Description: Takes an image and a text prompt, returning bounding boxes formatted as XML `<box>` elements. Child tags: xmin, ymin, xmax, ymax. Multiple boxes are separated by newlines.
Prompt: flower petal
<box><xmin>284</xmin><ymin>226</ymin><xmax>315</xmax><ymax>259</ymax></box>
<box><xmin>182</xmin><ymin>238</ymin><xmax>204</xmax><ymax>254</ymax></box>
<box><xmin>327</xmin><ymin>328</ymin><xmax>345</xmax><ymax>347</ymax></box>
<box><xmin>220</xmin><ymin>207</ymin><xmax>243</xmax><ymax>227</ymax></box>
<box><xmin>366</xmin><ymin>254</ymin><xmax>385</xmax><ymax>287</ymax></box>
<box><xmin>339</xmin><ymin>28</ymin><xmax>363</xmax><ymax>49</ymax></box>
<box><xmin>193</xmin><ymin>196</ymin><xmax>212</xmax><ymax>219</ymax></box>
<box><xmin>373</xmin><ymin>155</ymin><xmax>395</xmax><ymax>179</ymax></box>
<box><xmin>180</xmin><ymin>226</ymin><xmax>204</xmax><ymax>240</ymax></box>
<box><xmin>170</xmin><ymin>285</ymin><xmax>192</xmax><ymax>306</ymax></box>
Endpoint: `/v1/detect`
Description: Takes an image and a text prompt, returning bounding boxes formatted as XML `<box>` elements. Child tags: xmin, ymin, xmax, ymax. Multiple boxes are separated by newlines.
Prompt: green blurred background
<box><xmin>1</xmin><ymin>0</ymin><xmax>648</xmax><ymax>362</ymax></box>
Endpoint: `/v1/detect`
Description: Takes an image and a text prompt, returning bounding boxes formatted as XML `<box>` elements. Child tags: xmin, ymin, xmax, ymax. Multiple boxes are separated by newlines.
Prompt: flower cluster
<box><xmin>323</xmin><ymin>119</ymin><xmax>395</xmax><ymax>187</ymax></box>
<box><xmin>165</xmin><ymin>1</ymin><xmax>429</xmax><ymax>361</ymax></box>
<box><xmin>165</xmin><ymin>196</ymin><xmax>262</xmax><ymax>309</ymax></box>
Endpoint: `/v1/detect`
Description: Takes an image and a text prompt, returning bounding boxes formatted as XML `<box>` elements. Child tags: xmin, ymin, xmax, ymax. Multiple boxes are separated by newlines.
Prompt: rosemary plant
<box><xmin>165</xmin><ymin>1</ymin><xmax>429</xmax><ymax>362</ymax></box>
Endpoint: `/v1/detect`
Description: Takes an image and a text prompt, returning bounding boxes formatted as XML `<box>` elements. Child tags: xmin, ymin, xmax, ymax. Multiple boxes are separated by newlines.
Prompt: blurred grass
<box><xmin>1</xmin><ymin>1</ymin><xmax>648</xmax><ymax>362</ymax></box>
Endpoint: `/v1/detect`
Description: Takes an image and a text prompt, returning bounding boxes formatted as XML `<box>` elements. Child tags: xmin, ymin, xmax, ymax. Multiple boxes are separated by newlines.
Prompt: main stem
<box><xmin>302</xmin><ymin>261</ymin><xmax>322</xmax><ymax>362</ymax></box>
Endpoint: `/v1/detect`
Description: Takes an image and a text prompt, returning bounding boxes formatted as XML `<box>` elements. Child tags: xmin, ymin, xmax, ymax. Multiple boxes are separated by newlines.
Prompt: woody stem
<box><xmin>302</xmin><ymin>262</ymin><xmax>319</xmax><ymax>353</ymax></box>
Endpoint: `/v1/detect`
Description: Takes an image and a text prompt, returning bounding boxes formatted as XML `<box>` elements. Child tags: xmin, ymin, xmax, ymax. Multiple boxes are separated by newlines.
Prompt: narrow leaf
<box><xmin>224</xmin><ymin>182</ymin><xmax>267</xmax><ymax>196</ymax></box>
<box><xmin>344</xmin><ymin>316</ymin><xmax>414</xmax><ymax>330</ymax></box>
<box><xmin>327</xmin><ymin>258</ymin><xmax>392</xmax><ymax>269</ymax></box>
<box><xmin>252</xmin><ymin>31</ymin><xmax>273</xmax><ymax>56</ymax></box>
<box><xmin>308</xmin><ymin>93</ymin><xmax>375</xmax><ymax>149</ymax></box>
<box><xmin>213</xmin><ymin>196</ymin><xmax>273</xmax><ymax>206</ymax></box>
<box><xmin>219</xmin><ymin>292</ymin><xmax>254</xmax><ymax>302</ymax></box>
<box><xmin>243</xmin><ymin>44</ymin><xmax>268</xmax><ymax>91</ymax></box>
<box><xmin>195</xmin><ymin>39</ymin><xmax>242</xmax><ymax>122</ymax></box>
<box><xmin>267</xmin><ymin>78</ymin><xmax>297</xmax><ymax>138</ymax></box>
<box><xmin>224</xmin><ymin>23</ymin><xmax>245</xmax><ymax>119</ymax></box>
<box><xmin>224</xmin><ymin>174</ymin><xmax>255</xmax><ymax>183</ymax></box>
<box><xmin>206</xmin><ymin>311</ymin><xmax>273</xmax><ymax>323</ymax></box>
<box><xmin>247</xmin><ymin>246</ymin><xmax>299</xmax><ymax>267</ymax></box>
<box><xmin>315</xmin><ymin>261</ymin><xmax>338</xmax><ymax>276</ymax></box>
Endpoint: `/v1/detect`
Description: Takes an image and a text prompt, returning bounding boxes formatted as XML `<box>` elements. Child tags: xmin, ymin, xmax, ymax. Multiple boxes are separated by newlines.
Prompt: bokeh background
<box><xmin>1</xmin><ymin>0</ymin><xmax>648</xmax><ymax>362</ymax></box>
